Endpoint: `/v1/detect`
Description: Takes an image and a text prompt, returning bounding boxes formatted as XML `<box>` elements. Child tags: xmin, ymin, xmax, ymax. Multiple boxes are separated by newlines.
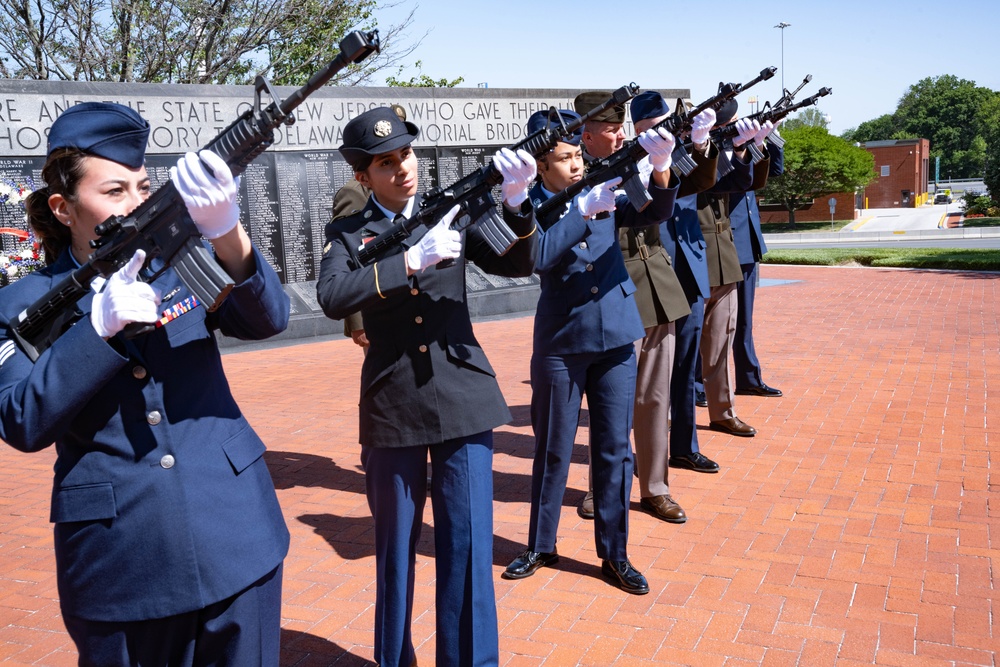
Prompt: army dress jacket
<box><xmin>531</xmin><ymin>178</ymin><xmax>678</xmax><ymax>356</ymax></box>
<box><xmin>696</xmin><ymin>147</ymin><xmax>755</xmax><ymax>287</ymax></box>
<box><xmin>729</xmin><ymin>142</ymin><xmax>784</xmax><ymax>265</ymax></box>
<box><xmin>0</xmin><ymin>246</ymin><xmax>291</xmax><ymax>623</ymax></box>
<box><xmin>316</xmin><ymin>196</ymin><xmax>537</xmax><ymax>448</ymax></box>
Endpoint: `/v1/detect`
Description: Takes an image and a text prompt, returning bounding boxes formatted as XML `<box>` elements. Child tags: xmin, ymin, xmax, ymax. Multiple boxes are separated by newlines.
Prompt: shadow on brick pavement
<box><xmin>2</xmin><ymin>264</ymin><xmax>998</xmax><ymax>666</ymax></box>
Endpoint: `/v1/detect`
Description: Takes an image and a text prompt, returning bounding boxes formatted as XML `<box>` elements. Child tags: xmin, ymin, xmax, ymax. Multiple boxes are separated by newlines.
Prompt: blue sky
<box><xmin>371</xmin><ymin>0</ymin><xmax>1000</xmax><ymax>136</ymax></box>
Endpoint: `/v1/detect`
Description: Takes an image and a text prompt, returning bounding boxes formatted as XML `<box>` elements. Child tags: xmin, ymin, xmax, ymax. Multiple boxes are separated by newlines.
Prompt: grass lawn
<box><xmin>762</xmin><ymin>247</ymin><xmax>1000</xmax><ymax>271</ymax></box>
<box><xmin>761</xmin><ymin>220</ymin><xmax>855</xmax><ymax>233</ymax></box>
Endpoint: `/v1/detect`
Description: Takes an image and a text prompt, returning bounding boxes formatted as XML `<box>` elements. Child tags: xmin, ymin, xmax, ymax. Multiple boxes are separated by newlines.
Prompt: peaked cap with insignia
<box><xmin>339</xmin><ymin>106</ymin><xmax>420</xmax><ymax>171</ymax></box>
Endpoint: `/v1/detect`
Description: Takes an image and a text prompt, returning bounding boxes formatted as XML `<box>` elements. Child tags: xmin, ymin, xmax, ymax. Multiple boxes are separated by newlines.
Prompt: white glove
<box><xmin>577</xmin><ymin>176</ymin><xmax>623</xmax><ymax>218</ymax></box>
<box><xmin>170</xmin><ymin>150</ymin><xmax>241</xmax><ymax>239</ymax></box>
<box><xmin>733</xmin><ymin>118</ymin><xmax>760</xmax><ymax>147</ymax></box>
<box><xmin>91</xmin><ymin>249</ymin><xmax>161</xmax><ymax>338</ymax></box>
<box><xmin>690</xmin><ymin>108</ymin><xmax>716</xmax><ymax>145</ymax></box>
<box><xmin>493</xmin><ymin>147</ymin><xmax>537</xmax><ymax>207</ymax></box>
<box><xmin>753</xmin><ymin>120</ymin><xmax>775</xmax><ymax>147</ymax></box>
<box><xmin>637</xmin><ymin>128</ymin><xmax>675</xmax><ymax>173</ymax></box>
<box><xmin>405</xmin><ymin>205</ymin><xmax>462</xmax><ymax>272</ymax></box>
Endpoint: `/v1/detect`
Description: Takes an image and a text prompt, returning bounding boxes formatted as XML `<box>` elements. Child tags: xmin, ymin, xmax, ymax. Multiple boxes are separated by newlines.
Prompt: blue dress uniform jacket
<box><xmin>0</xmin><ymin>246</ymin><xmax>291</xmax><ymax>623</ymax></box>
<box><xmin>316</xmin><ymin>197</ymin><xmax>537</xmax><ymax>447</ymax></box>
<box><xmin>729</xmin><ymin>143</ymin><xmax>783</xmax><ymax>265</ymax></box>
<box><xmin>531</xmin><ymin>181</ymin><xmax>678</xmax><ymax>355</ymax></box>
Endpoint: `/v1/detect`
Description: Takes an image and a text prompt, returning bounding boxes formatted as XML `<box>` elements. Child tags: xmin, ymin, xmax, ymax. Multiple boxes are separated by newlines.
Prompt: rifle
<box><xmin>354</xmin><ymin>84</ymin><xmax>641</xmax><ymax>267</ymax></box>
<box><xmin>535</xmin><ymin>67</ymin><xmax>776</xmax><ymax>224</ymax></box>
<box><xmin>11</xmin><ymin>30</ymin><xmax>380</xmax><ymax>362</ymax></box>
<box><xmin>710</xmin><ymin>78</ymin><xmax>832</xmax><ymax>161</ymax></box>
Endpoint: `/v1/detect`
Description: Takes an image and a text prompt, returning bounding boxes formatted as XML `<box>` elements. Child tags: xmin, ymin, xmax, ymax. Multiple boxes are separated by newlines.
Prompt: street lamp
<box><xmin>774</xmin><ymin>22</ymin><xmax>791</xmax><ymax>91</ymax></box>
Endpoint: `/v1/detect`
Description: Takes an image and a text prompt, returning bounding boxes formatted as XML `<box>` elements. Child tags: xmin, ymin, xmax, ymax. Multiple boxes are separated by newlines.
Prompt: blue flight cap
<box><xmin>339</xmin><ymin>106</ymin><xmax>420</xmax><ymax>171</ymax></box>
<box><xmin>629</xmin><ymin>91</ymin><xmax>671</xmax><ymax>124</ymax></box>
<box><xmin>47</xmin><ymin>102</ymin><xmax>150</xmax><ymax>169</ymax></box>
<box><xmin>526</xmin><ymin>109</ymin><xmax>582</xmax><ymax>146</ymax></box>
<box><xmin>715</xmin><ymin>99</ymin><xmax>739</xmax><ymax>125</ymax></box>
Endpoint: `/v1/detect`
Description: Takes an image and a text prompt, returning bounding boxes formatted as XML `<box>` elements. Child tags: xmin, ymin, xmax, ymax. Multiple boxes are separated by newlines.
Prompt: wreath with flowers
<box><xmin>0</xmin><ymin>177</ymin><xmax>44</xmax><ymax>285</ymax></box>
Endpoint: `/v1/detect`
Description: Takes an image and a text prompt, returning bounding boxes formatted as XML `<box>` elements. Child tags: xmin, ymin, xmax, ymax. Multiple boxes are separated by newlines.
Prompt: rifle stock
<box><xmin>353</xmin><ymin>84</ymin><xmax>641</xmax><ymax>267</ymax></box>
<box><xmin>12</xmin><ymin>30</ymin><xmax>380</xmax><ymax>362</ymax></box>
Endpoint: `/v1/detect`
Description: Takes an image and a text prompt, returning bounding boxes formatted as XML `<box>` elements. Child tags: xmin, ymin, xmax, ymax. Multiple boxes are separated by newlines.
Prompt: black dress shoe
<box><xmin>708</xmin><ymin>417</ymin><xmax>757</xmax><ymax>437</ymax></box>
<box><xmin>578</xmin><ymin>491</ymin><xmax>594</xmax><ymax>520</ymax></box>
<box><xmin>502</xmin><ymin>550</ymin><xmax>559</xmax><ymax>579</ymax></box>
<box><xmin>601</xmin><ymin>559</ymin><xmax>649</xmax><ymax>595</ymax></box>
<box><xmin>695</xmin><ymin>390</ymin><xmax>708</xmax><ymax>407</ymax></box>
<box><xmin>735</xmin><ymin>384</ymin><xmax>783</xmax><ymax>397</ymax></box>
<box><xmin>668</xmin><ymin>451</ymin><xmax>720</xmax><ymax>473</ymax></box>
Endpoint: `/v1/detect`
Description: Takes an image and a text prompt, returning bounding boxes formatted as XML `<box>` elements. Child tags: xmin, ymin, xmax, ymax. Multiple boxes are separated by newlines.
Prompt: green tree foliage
<box><xmin>760</xmin><ymin>125</ymin><xmax>875</xmax><ymax>226</ymax></box>
<box><xmin>385</xmin><ymin>60</ymin><xmax>463</xmax><ymax>88</ymax></box>
<box><xmin>0</xmin><ymin>0</ymin><xmax>427</xmax><ymax>86</ymax></box>
<box><xmin>781</xmin><ymin>107</ymin><xmax>829</xmax><ymax>131</ymax></box>
<box><xmin>840</xmin><ymin>75</ymin><xmax>997</xmax><ymax>180</ymax></box>
<box><xmin>978</xmin><ymin>95</ymin><xmax>1000</xmax><ymax>203</ymax></box>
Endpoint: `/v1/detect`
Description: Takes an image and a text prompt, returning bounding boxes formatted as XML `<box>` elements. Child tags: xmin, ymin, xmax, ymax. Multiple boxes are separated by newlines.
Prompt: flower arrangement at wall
<box><xmin>0</xmin><ymin>178</ymin><xmax>44</xmax><ymax>285</ymax></box>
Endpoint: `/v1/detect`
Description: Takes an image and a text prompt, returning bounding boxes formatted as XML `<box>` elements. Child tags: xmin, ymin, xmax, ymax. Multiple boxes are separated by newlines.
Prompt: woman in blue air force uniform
<box><xmin>0</xmin><ymin>102</ymin><xmax>290</xmax><ymax>665</ymax></box>
<box><xmin>502</xmin><ymin>110</ymin><xmax>678</xmax><ymax>595</ymax></box>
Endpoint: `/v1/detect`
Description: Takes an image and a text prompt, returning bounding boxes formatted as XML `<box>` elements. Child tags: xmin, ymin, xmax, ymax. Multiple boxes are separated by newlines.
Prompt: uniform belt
<box><xmin>715</xmin><ymin>220</ymin><xmax>731</xmax><ymax>233</ymax></box>
<box><xmin>637</xmin><ymin>244</ymin><xmax>651</xmax><ymax>260</ymax></box>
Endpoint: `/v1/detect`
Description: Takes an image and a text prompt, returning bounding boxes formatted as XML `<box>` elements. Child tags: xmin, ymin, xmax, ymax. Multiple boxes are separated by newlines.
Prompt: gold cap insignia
<box><xmin>374</xmin><ymin>120</ymin><xmax>393</xmax><ymax>138</ymax></box>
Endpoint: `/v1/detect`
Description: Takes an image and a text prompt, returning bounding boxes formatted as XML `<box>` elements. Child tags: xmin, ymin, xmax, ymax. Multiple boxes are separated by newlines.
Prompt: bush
<box><xmin>962</xmin><ymin>192</ymin><xmax>994</xmax><ymax>215</ymax></box>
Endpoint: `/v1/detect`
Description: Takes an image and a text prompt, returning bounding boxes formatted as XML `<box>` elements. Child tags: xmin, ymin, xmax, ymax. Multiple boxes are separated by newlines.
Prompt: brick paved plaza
<box><xmin>1</xmin><ymin>264</ymin><xmax>997</xmax><ymax>665</ymax></box>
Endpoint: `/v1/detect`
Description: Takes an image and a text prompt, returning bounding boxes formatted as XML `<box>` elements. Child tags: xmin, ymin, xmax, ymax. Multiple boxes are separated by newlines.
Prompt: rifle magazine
<box><xmin>767</xmin><ymin>134</ymin><xmax>786</xmax><ymax>149</ymax></box>
<box><xmin>747</xmin><ymin>143</ymin><xmax>765</xmax><ymax>163</ymax></box>
<box><xmin>622</xmin><ymin>175</ymin><xmax>653</xmax><ymax>213</ymax></box>
<box><xmin>473</xmin><ymin>208</ymin><xmax>519</xmax><ymax>256</ymax></box>
<box><xmin>173</xmin><ymin>239</ymin><xmax>235</xmax><ymax>312</ymax></box>
<box><xmin>716</xmin><ymin>152</ymin><xmax>734</xmax><ymax>179</ymax></box>
<box><xmin>670</xmin><ymin>146</ymin><xmax>697</xmax><ymax>177</ymax></box>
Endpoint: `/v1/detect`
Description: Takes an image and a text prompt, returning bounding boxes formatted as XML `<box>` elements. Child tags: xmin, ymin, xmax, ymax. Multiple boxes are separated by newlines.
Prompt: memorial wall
<box><xmin>0</xmin><ymin>80</ymin><xmax>687</xmax><ymax>341</ymax></box>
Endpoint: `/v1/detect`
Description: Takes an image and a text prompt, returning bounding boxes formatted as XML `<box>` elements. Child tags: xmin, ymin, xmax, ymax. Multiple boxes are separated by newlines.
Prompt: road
<box><xmin>765</xmin><ymin>202</ymin><xmax>1000</xmax><ymax>250</ymax></box>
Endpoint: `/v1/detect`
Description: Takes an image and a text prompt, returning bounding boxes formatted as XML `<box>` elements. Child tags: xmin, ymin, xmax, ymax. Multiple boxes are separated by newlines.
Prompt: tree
<box><xmin>842</xmin><ymin>113</ymin><xmax>906</xmax><ymax>143</ymax></box>
<box><xmin>840</xmin><ymin>75</ymin><xmax>996</xmax><ymax>180</ymax></box>
<box><xmin>0</xmin><ymin>0</ymin><xmax>427</xmax><ymax>86</ymax></box>
<box><xmin>979</xmin><ymin>94</ymin><xmax>1000</xmax><ymax>203</ymax></box>
<box><xmin>760</xmin><ymin>125</ymin><xmax>875</xmax><ymax>226</ymax></box>
<box><xmin>385</xmin><ymin>60</ymin><xmax>463</xmax><ymax>88</ymax></box>
<box><xmin>781</xmin><ymin>107</ymin><xmax>829</xmax><ymax>131</ymax></box>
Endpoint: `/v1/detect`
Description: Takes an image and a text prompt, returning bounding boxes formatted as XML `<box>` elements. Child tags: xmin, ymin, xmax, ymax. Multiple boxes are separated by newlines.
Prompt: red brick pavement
<box><xmin>1</xmin><ymin>264</ymin><xmax>998</xmax><ymax>666</ymax></box>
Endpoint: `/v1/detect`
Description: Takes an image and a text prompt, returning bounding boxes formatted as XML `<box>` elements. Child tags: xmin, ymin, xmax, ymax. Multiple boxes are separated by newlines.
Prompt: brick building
<box><xmin>859</xmin><ymin>138</ymin><xmax>931</xmax><ymax>208</ymax></box>
<box><xmin>758</xmin><ymin>137</ymin><xmax>932</xmax><ymax>225</ymax></box>
<box><xmin>759</xmin><ymin>191</ymin><xmax>859</xmax><ymax>225</ymax></box>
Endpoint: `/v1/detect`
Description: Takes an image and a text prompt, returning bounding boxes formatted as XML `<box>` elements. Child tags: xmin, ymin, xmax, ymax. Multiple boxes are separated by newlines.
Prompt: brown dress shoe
<box><xmin>708</xmin><ymin>417</ymin><xmax>757</xmax><ymax>437</ymax></box>
<box><xmin>640</xmin><ymin>495</ymin><xmax>687</xmax><ymax>523</ymax></box>
<box><xmin>578</xmin><ymin>491</ymin><xmax>594</xmax><ymax>519</ymax></box>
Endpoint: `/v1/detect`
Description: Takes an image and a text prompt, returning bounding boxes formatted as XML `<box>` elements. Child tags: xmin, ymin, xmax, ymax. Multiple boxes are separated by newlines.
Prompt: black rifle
<box><xmin>535</xmin><ymin>67</ymin><xmax>776</xmax><ymax>225</ymax></box>
<box><xmin>710</xmin><ymin>77</ymin><xmax>832</xmax><ymax>162</ymax></box>
<box><xmin>12</xmin><ymin>30</ymin><xmax>380</xmax><ymax>362</ymax></box>
<box><xmin>354</xmin><ymin>84</ymin><xmax>641</xmax><ymax>267</ymax></box>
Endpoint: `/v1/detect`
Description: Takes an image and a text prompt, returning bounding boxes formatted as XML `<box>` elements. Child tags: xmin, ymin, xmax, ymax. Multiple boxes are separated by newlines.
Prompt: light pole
<box><xmin>774</xmin><ymin>22</ymin><xmax>791</xmax><ymax>91</ymax></box>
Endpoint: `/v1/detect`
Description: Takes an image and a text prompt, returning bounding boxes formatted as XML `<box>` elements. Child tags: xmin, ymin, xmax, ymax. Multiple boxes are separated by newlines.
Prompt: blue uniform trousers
<box><xmin>670</xmin><ymin>296</ymin><xmax>705</xmax><ymax>458</ymax></box>
<box><xmin>734</xmin><ymin>262</ymin><xmax>764</xmax><ymax>390</ymax></box>
<box><xmin>528</xmin><ymin>345</ymin><xmax>636</xmax><ymax>561</ymax></box>
<box><xmin>64</xmin><ymin>565</ymin><xmax>282</xmax><ymax>667</ymax></box>
<box><xmin>362</xmin><ymin>434</ymin><xmax>498</xmax><ymax>667</ymax></box>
